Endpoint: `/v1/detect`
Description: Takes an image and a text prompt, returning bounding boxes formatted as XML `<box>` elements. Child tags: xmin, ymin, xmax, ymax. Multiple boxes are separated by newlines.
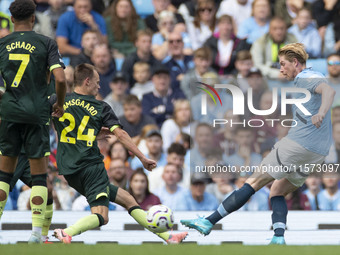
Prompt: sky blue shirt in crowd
<box><xmin>237</xmin><ymin>16</ymin><xmax>270</xmax><ymax>44</ymax></box>
<box><xmin>176</xmin><ymin>189</ymin><xmax>219</xmax><ymax>211</ymax></box>
<box><xmin>56</xmin><ymin>10</ymin><xmax>106</xmax><ymax>49</ymax></box>
<box><xmin>154</xmin><ymin>185</ymin><xmax>185</xmax><ymax>211</ymax></box>
<box><xmin>286</xmin><ymin>68</ymin><xmax>332</xmax><ymax>156</ymax></box>
<box><xmin>317</xmin><ymin>189</ymin><xmax>340</xmax><ymax>210</ymax></box>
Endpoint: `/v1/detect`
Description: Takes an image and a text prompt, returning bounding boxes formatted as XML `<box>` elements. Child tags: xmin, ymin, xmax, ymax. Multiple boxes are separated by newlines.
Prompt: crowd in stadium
<box><xmin>1</xmin><ymin>0</ymin><xmax>340</xmax><ymax>212</ymax></box>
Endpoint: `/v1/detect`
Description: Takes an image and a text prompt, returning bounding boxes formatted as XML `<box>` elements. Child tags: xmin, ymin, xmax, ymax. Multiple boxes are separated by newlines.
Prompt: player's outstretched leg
<box><xmin>269</xmin><ymin>196</ymin><xmax>287</xmax><ymax>245</ymax></box>
<box><xmin>53</xmin><ymin>207</ymin><xmax>107</xmax><ymax>243</ymax></box>
<box><xmin>181</xmin><ymin>183</ymin><xmax>255</xmax><ymax>235</ymax></box>
<box><xmin>112</xmin><ymin>185</ymin><xmax>188</xmax><ymax>244</ymax></box>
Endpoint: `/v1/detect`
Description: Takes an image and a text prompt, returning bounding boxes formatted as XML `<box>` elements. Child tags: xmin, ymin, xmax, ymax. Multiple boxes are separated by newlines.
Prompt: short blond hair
<box><xmin>278</xmin><ymin>43</ymin><xmax>309</xmax><ymax>64</ymax></box>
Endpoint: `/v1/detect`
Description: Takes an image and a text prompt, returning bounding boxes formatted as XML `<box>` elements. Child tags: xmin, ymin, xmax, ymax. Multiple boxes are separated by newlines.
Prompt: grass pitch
<box><xmin>1</xmin><ymin>244</ymin><xmax>340</xmax><ymax>255</ymax></box>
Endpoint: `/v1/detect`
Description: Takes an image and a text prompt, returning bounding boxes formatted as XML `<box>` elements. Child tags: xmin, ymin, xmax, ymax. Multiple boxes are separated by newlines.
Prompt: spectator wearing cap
<box><xmin>162</xmin><ymin>31</ymin><xmax>194</xmax><ymax>91</ymax></box>
<box><xmin>119</xmin><ymin>95</ymin><xmax>156</xmax><ymax>139</ymax></box>
<box><xmin>250</xmin><ymin>17</ymin><xmax>297</xmax><ymax>79</ymax></box>
<box><xmin>153</xmin><ymin>163</ymin><xmax>185</xmax><ymax>211</ymax></box>
<box><xmin>176</xmin><ymin>172</ymin><xmax>219</xmax><ymax>211</ymax></box>
<box><xmin>142</xmin><ymin>65</ymin><xmax>186</xmax><ymax>127</ymax></box>
<box><xmin>121</xmin><ymin>30</ymin><xmax>161</xmax><ymax>88</ymax></box>
<box><xmin>103</xmin><ymin>71</ymin><xmax>129</xmax><ymax>117</ymax></box>
<box><xmin>91</xmin><ymin>44</ymin><xmax>116</xmax><ymax>99</ymax></box>
<box><xmin>204</xmin><ymin>14</ymin><xmax>250</xmax><ymax>75</ymax></box>
<box><xmin>130</xmin><ymin>129</ymin><xmax>167</xmax><ymax>171</ymax></box>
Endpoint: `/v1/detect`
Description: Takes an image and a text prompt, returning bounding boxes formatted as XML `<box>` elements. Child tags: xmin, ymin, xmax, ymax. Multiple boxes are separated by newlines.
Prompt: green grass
<box><xmin>1</xmin><ymin>244</ymin><xmax>340</xmax><ymax>255</ymax></box>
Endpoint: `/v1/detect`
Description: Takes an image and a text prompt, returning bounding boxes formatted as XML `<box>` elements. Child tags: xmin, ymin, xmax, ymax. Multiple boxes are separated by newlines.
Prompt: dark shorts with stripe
<box><xmin>63</xmin><ymin>163</ymin><xmax>117</xmax><ymax>208</ymax></box>
<box><xmin>9</xmin><ymin>153</ymin><xmax>32</xmax><ymax>191</ymax></box>
<box><xmin>0</xmin><ymin>121</ymin><xmax>50</xmax><ymax>158</ymax></box>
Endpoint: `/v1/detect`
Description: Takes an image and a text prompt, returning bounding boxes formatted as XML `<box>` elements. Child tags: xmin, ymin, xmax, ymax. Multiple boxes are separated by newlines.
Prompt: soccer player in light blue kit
<box><xmin>181</xmin><ymin>43</ymin><xmax>336</xmax><ymax>244</ymax></box>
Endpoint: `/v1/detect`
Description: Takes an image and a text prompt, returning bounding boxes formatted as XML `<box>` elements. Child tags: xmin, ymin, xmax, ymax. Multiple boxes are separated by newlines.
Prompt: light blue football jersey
<box><xmin>286</xmin><ymin>68</ymin><xmax>332</xmax><ymax>156</ymax></box>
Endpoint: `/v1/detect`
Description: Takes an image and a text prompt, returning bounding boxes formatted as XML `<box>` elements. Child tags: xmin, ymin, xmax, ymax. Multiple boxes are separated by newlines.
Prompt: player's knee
<box><xmin>0</xmin><ymin>190</ymin><xmax>7</xmax><ymax>201</ymax></box>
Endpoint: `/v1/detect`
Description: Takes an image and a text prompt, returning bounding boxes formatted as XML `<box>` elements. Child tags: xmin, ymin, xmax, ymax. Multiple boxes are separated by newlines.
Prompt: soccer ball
<box><xmin>146</xmin><ymin>205</ymin><xmax>174</xmax><ymax>233</ymax></box>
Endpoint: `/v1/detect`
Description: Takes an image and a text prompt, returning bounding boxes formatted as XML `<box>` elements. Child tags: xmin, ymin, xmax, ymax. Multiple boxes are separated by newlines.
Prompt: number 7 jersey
<box><xmin>51</xmin><ymin>92</ymin><xmax>122</xmax><ymax>175</ymax></box>
<box><xmin>0</xmin><ymin>31</ymin><xmax>64</xmax><ymax>124</ymax></box>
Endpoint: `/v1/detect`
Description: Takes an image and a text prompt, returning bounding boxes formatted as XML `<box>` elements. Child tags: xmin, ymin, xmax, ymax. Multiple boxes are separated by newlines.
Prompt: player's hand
<box><xmin>97</xmin><ymin>127</ymin><xmax>112</xmax><ymax>140</ymax></box>
<box><xmin>52</xmin><ymin>103</ymin><xmax>64</xmax><ymax>118</ymax></box>
<box><xmin>141</xmin><ymin>157</ymin><xmax>157</xmax><ymax>172</ymax></box>
<box><xmin>312</xmin><ymin>113</ymin><xmax>324</xmax><ymax>128</ymax></box>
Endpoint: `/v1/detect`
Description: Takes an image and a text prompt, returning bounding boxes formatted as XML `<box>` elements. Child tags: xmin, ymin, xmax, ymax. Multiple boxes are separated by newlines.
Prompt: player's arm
<box><xmin>52</xmin><ymin>67</ymin><xmax>66</xmax><ymax>117</ymax></box>
<box><xmin>112</xmin><ymin>126</ymin><xmax>157</xmax><ymax>171</ymax></box>
<box><xmin>312</xmin><ymin>83</ymin><xmax>336</xmax><ymax>128</ymax></box>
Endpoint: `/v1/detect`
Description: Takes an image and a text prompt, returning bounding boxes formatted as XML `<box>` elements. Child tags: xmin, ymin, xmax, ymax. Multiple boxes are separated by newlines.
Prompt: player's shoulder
<box><xmin>298</xmin><ymin>68</ymin><xmax>325</xmax><ymax>79</ymax></box>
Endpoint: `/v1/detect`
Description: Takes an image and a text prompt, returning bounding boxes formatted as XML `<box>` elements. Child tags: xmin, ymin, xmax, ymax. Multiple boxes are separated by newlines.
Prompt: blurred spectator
<box><xmin>249</xmin><ymin>90</ymin><xmax>279</xmax><ymax>148</ymax></box>
<box><xmin>98</xmin><ymin>136</ymin><xmax>111</xmax><ymax>170</ymax></box>
<box><xmin>332</xmin><ymin>106</ymin><xmax>340</xmax><ymax>123</ymax></box>
<box><xmin>312</xmin><ymin>0</ymin><xmax>340</xmax><ymax>53</ymax></box>
<box><xmin>121</xmin><ymin>30</ymin><xmax>161</xmax><ymax>87</ymax></box>
<box><xmin>91</xmin><ymin>44</ymin><xmax>116</xmax><ymax>99</ymax></box>
<box><xmin>152</xmin><ymin>11</ymin><xmax>192</xmax><ymax>61</ymax></box>
<box><xmin>64</xmin><ymin>65</ymin><xmax>75</xmax><ymax>93</ymax></box>
<box><xmin>34</xmin><ymin>10</ymin><xmax>54</xmax><ymax>38</ymax></box>
<box><xmin>317</xmin><ymin>166</ymin><xmax>340</xmax><ymax>210</ymax></box>
<box><xmin>54</xmin><ymin>175</ymin><xmax>77</xmax><ymax>210</ymax></box>
<box><xmin>251</xmin><ymin>17</ymin><xmax>297</xmax><ymax>79</ymax></box>
<box><xmin>128</xmin><ymin>168</ymin><xmax>161</xmax><ymax>210</ymax></box>
<box><xmin>104</xmin><ymin>0</ymin><xmax>145</xmax><ymax>58</ymax></box>
<box><xmin>213</xmin><ymin>109</ymin><xmax>239</xmax><ymax>156</ymax></box>
<box><xmin>228</xmin><ymin>126</ymin><xmax>262</xmax><ymax>169</ymax></box>
<box><xmin>0</xmin><ymin>12</ymin><xmax>12</xmax><ymax>39</ymax></box>
<box><xmin>131</xmin><ymin>62</ymin><xmax>154</xmax><ymax>100</ymax></box>
<box><xmin>130</xmin><ymin>129</ymin><xmax>167</xmax><ymax>170</ymax></box>
<box><xmin>190</xmin><ymin>123</ymin><xmax>215</xmax><ymax>168</ymax></box>
<box><xmin>327</xmin><ymin>53</ymin><xmax>340</xmax><ymax>86</ymax></box>
<box><xmin>103</xmin><ymin>71</ymin><xmax>129</xmax><ymax>117</ymax></box>
<box><xmin>142</xmin><ymin>65</ymin><xmax>186</xmax><ymax>127</ymax></box>
<box><xmin>109</xmin><ymin>141</ymin><xmax>130</xmax><ymax>164</ymax></box>
<box><xmin>119</xmin><ymin>95</ymin><xmax>156</xmax><ymax>139</ymax></box>
<box><xmin>204</xmin><ymin>14</ymin><xmax>250</xmax><ymax>75</ymax></box>
<box><xmin>186</xmin><ymin>0</ymin><xmax>217</xmax><ymax>50</ymax></box>
<box><xmin>90</xmin><ymin>0</ymin><xmax>114</xmax><ymax>14</ymax></box>
<box><xmin>148</xmin><ymin>143</ymin><xmax>188</xmax><ymax>192</ymax></box>
<box><xmin>108</xmin><ymin>158</ymin><xmax>129</xmax><ymax>190</ymax></box>
<box><xmin>303</xmin><ymin>173</ymin><xmax>323</xmax><ymax>210</ymax></box>
<box><xmin>44</xmin><ymin>0</ymin><xmax>73</xmax><ymax>38</ymax></box>
<box><xmin>229</xmin><ymin>50</ymin><xmax>254</xmax><ymax>93</ymax></box>
<box><xmin>288</xmin><ymin>8</ymin><xmax>322</xmax><ymax>58</ymax></box>
<box><xmin>237</xmin><ymin>0</ymin><xmax>271</xmax><ymax>44</ymax></box>
<box><xmin>145</xmin><ymin>0</ymin><xmax>185</xmax><ymax>33</ymax></box>
<box><xmin>191</xmin><ymin>72</ymin><xmax>233</xmax><ymax>122</ymax></box>
<box><xmin>216</xmin><ymin>0</ymin><xmax>253</xmax><ymax>33</ymax></box>
<box><xmin>285</xmin><ymin>189</ymin><xmax>311</xmax><ymax>210</ymax></box>
<box><xmin>70</xmin><ymin>29</ymin><xmax>99</xmax><ymax>67</ymax></box>
<box><xmin>163</xmin><ymin>31</ymin><xmax>194</xmax><ymax>90</ymax></box>
<box><xmin>178</xmin><ymin>0</ymin><xmax>197</xmax><ymax>24</ymax></box>
<box><xmin>325</xmin><ymin>121</ymin><xmax>340</xmax><ymax>163</ymax></box>
<box><xmin>161</xmin><ymin>99</ymin><xmax>192</xmax><ymax>152</ymax></box>
<box><xmin>180</xmin><ymin>47</ymin><xmax>216</xmax><ymax>98</ymax></box>
<box><xmin>176</xmin><ymin>172</ymin><xmax>219</xmax><ymax>210</ymax></box>
<box><xmin>274</xmin><ymin>0</ymin><xmax>311</xmax><ymax>27</ymax></box>
<box><xmin>136</xmin><ymin>124</ymin><xmax>160</xmax><ymax>155</ymax></box>
<box><xmin>56</xmin><ymin>0</ymin><xmax>107</xmax><ymax>55</ymax></box>
<box><xmin>154</xmin><ymin>163</ymin><xmax>185</xmax><ymax>210</ymax></box>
